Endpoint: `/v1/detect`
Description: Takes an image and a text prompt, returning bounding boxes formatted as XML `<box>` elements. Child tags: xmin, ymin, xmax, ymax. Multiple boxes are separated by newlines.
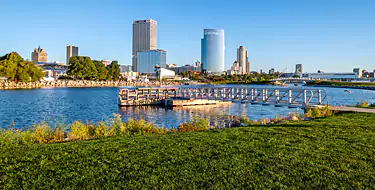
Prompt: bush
<box><xmin>68</xmin><ymin>121</ymin><xmax>90</xmax><ymax>140</ymax></box>
<box><xmin>357</xmin><ymin>100</ymin><xmax>369</xmax><ymax>108</ymax></box>
<box><xmin>178</xmin><ymin>118</ymin><xmax>210</xmax><ymax>132</ymax></box>
<box><xmin>304</xmin><ymin>109</ymin><xmax>313</xmax><ymax>119</ymax></box>
<box><xmin>312</xmin><ymin>107</ymin><xmax>322</xmax><ymax>118</ymax></box>
<box><xmin>94</xmin><ymin>122</ymin><xmax>109</xmax><ymax>138</ymax></box>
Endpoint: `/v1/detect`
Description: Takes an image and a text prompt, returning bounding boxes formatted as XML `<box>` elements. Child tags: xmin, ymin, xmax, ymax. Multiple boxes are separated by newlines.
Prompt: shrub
<box><xmin>68</xmin><ymin>121</ymin><xmax>90</xmax><ymax>140</ymax></box>
<box><xmin>273</xmin><ymin>115</ymin><xmax>282</xmax><ymax>123</ymax></box>
<box><xmin>250</xmin><ymin>120</ymin><xmax>260</xmax><ymax>125</ymax></box>
<box><xmin>0</xmin><ymin>129</ymin><xmax>17</xmax><ymax>148</ymax></box>
<box><xmin>321</xmin><ymin>105</ymin><xmax>333</xmax><ymax>117</ymax></box>
<box><xmin>357</xmin><ymin>100</ymin><xmax>369</xmax><ymax>108</ymax></box>
<box><xmin>240</xmin><ymin>115</ymin><xmax>250</xmax><ymax>125</ymax></box>
<box><xmin>178</xmin><ymin>118</ymin><xmax>210</xmax><ymax>132</ymax></box>
<box><xmin>51</xmin><ymin>127</ymin><xmax>65</xmax><ymax>142</ymax></box>
<box><xmin>32</xmin><ymin>122</ymin><xmax>54</xmax><ymax>144</ymax></box>
<box><xmin>18</xmin><ymin>130</ymin><xmax>34</xmax><ymax>145</ymax></box>
<box><xmin>304</xmin><ymin>109</ymin><xmax>313</xmax><ymax>119</ymax></box>
<box><xmin>95</xmin><ymin>122</ymin><xmax>109</xmax><ymax>138</ymax></box>
<box><xmin>111</xmin><ymin>114</ymin><xmax>126</xmax><ymax>136</ymax></box>
<box><xmin>258</xmin><ymin>117</ymin><xmax>268</xmax><ymax>125</ymax></box>
<box><xmin>312</xmin><ymin>107</ymin><xmax>322</xmax><ymax>118</ymax></box>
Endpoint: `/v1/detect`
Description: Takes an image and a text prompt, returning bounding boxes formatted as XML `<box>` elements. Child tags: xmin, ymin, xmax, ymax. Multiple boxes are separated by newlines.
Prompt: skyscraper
<box><xmin>137</xmin><ymin>49</ymin><xmax>166</xmax><ymax>74</ymax></box>
<box><xmin>295</xmin><ymin>64</ymin><xmax>303</xmax><ymax>75</ymax></box>
<box><xmin>237</xmin><ymin>46</ymin><xmax>249</xmax><ymax>74</ymax></box>
<box><xmin>31</xmin><ymin>46</ymin><xmax>48</xmax><ymax>63</ymax></box>
<box><xmin>201</xmin><ymin>29</ymin><xmax>225</xmax><ymax>75</ymax></box>
<box><xmin>66</xmin><ymin>45</ymin><xmax>79</xmax><ymax>65</ymax></box>
<box><xmin>132</xmin><ymin>19</ymin><xmax>157</xmax><ymax>72</ymax></box>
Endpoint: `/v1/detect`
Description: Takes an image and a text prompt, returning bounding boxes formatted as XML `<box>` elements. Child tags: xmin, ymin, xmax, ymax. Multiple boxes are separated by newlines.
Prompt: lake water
<box><xmin>1</xmin><ymin>84</ymin><xmax>375</xmax><ymax>129</ymax></box>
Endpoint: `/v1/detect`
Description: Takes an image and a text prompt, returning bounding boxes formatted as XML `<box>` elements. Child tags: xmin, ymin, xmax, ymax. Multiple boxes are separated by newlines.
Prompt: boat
<box><xmin>344</xmin><ymin>90</ymin><xmax>352</xmax><ymax>93</ymax></box>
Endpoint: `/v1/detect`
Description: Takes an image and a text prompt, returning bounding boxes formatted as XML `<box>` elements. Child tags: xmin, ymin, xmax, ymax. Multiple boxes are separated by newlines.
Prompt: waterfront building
<box><xmin>66</xmin><ymin>45</ymin><xmax>79</xmax><ymax>65</ymax></box>
<box><xmin>301</xmin><ymin>72</ymin><xmax>357</xmax><ymax>81</ymax></box>
<box><xmin>201</xmin><ymin>29</ymin><xmax>225</xmax><ymax>75</ymax></box>
<box><xmin>167</xmin><ymin>64</ymin><xmax>177</xmax><ymax>68</ymax></box>
<box><xmin>168</xmin><ymin>64</ymin><xmax>201</xmax><ymax>75</ymax></box>
<box><xmin>121</xmin><ymin>71</ymin><xmax>138</xmax><ymax>81</ymax></box>
<box><xmin>132</xmin><ymin>19</ymin><xmax>157</xmax><ymax>72</ymax></box>
<box><xmin>158</xmin><ymin>68</ymin><xmax>176</xmax><ymax>81</ymax></box>
<box><xmin>227</xmin><ymin>61</ymin><xmax>241</xmax><ymax>75</ymax></box>
<box><xmin>237</xmin><ymin>46</ymin><xmax>249</xmax><ymax>74</ymax></box>
<box><xmin>31</xmin><ymin>46</ymin><xmax>48</xmax><ymax>63</ymax></box>
<box><xmin>102</xmin><ymin>60</ymin><xmax>111</xmax><ymax>67</ymax></box>
<box><xmin>353</xmin><ymin>68</ymin><xmax>362</xmax><ymax>78</ymax></box>
<box><xmin>295</xmin><ymin>64</ymin><xmax>303</xmax><ymax>75</ymax></box>
<box><xmin>137</xmin><ymin>49</ymin><xmax>166</xmax><ymax>74</ymax></box>
<box><xmin>120</xmin><ymin>65</ymin><xmax>133</xmax><ymax>73</ymax></box>
<box><xmin>43</xmin><ymin>69</ymin><xmax>67</xmax><ymax>80</ymax></box>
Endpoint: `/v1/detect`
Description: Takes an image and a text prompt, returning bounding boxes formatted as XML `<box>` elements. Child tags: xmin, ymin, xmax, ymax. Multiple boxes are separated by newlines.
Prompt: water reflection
<box><xmin>118</xmin><ymin>103</ymin><xmax>302</xmax><ymax>128</ymax></box>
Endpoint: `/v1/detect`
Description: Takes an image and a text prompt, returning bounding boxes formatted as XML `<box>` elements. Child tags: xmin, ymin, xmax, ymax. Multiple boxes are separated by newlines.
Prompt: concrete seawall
<box><xmin>0</xmin><ymin>80</ymin><xmax>183</xmax><ymax>90</ymax></box>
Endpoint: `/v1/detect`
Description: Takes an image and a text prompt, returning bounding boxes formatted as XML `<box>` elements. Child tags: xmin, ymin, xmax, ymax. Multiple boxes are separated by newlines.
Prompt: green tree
<box><xmin>0</xmin><ymin>52</ymin><xmax>44</xmax><ymax>82</ymax></box>
<box><xmin>180</xmin><ymin>72</ymin><xmax>187</xmax><ymax>78</ymax></box>
<box><xmin>93</xmin><ymin>60</ymin><xmax>107</xmax><ymax>80</ymax></box>
<box><xmin>0</xmin><ymin>52</ymin><xmax>22</xmax><ymax>81</ymax></box>
<box><xmin>106</xmin><ymin>61</ymin><xmax>120</xmax><ymax>80</ymax></box>
<box><xmin>67</xmin><ymin>56</ymin><xmax>97</xmax><ymax>80</ymax></box>
<box><xmin>81</xmin><ymin>57</ymin><xmax>97</xmax><ymax>80</ymax></box>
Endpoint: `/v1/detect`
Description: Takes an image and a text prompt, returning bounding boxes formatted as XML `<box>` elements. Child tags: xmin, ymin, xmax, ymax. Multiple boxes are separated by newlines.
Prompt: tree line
<box><xmin>67</xmin><ymin>56</ymin><xmax>120</xmax><ymax>80</ymax></box>
<box><xmin>0</xmin><ymin>52</ymin><xmax>45</xmax><ymax>82</ymax></box>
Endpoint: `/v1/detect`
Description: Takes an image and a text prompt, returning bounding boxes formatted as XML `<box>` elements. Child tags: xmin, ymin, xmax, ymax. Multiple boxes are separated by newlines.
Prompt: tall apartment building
<box><xmin>132</xmin><ymin>19</ymin><xmax>157</xmax><ymax>72</ymax></box>
<box><xmin>66</xmin><ymin>45</ymin><xmax>79</xmax><ymax>65</ymax></box>
<box><xmin>31</xmin><ymin>46</ymin><xmax>48</xmax><ymax>63</ymax></box>
<box><xmin>237</xmin><ymin>46</ymin><xmax>249</xmax><ymax>74</ymax></box>
<box><xmin>201</xmin><ymin>29</ymin><xmax>225</xmax><ymax>75</ymax></box>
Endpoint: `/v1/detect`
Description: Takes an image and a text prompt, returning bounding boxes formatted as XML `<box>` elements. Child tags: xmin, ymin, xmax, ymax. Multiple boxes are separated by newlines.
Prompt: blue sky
<box><xmin>1</xmin><ymin>0</ymin><xmax>375</xmax><ymax>72</ymax></box>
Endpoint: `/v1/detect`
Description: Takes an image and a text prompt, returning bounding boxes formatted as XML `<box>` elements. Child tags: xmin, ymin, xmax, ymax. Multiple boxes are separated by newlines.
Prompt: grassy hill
<box><xmin>1</xmin><ymin>112</ymin><xmax>374</xmax><ymax>189</ymax></box>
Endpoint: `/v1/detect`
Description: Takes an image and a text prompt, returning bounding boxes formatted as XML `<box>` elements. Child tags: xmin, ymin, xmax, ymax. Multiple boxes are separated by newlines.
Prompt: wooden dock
<box><xmin>118</xmin><ymin>87</ymin><xmax>327</xmax><ymax>108</ymax></box>
<box><xmin>118</xmin><ymin>88</ymin><xmax>231</xmax><ymax>107</ymax></box>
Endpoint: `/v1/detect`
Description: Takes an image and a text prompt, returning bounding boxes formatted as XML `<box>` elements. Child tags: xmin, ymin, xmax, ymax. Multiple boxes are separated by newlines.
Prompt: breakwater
<box><xmin>0</xmin><ymin>80</ymin><xmax>182</xmax><ymax>90</ymax></box>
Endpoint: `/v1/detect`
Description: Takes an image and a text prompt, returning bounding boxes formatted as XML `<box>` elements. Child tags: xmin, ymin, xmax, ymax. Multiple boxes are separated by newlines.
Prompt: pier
<box><xmin>118</xmin><ymin>87</ymin><xmax>327</xmax><ymax>108</ymax></box>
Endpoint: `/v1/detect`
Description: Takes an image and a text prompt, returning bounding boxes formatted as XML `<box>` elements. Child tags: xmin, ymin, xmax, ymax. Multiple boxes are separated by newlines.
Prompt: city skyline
<box><xmin>1</xmin><ymin>0</ymin><xmax>375</xmax><ymax>72</ymax></box>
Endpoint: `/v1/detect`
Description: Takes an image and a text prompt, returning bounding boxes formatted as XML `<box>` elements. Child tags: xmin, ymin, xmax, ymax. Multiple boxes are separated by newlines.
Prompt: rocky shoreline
<box><xmin>0</xmin><ymin>80</ymin><xmax>183</xmax><ymax>90</ymax></box>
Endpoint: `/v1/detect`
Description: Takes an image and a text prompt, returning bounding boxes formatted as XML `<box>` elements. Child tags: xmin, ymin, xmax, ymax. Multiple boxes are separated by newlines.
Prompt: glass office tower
<box><xmin>137</xmin><ymin>49</ymin><xmax>166</xmax><ymax>74</ymax></box>
<box><xmin>201</xmin><ymin>29</ymin><xmax>224</xmax><ymax>75</ymax></box>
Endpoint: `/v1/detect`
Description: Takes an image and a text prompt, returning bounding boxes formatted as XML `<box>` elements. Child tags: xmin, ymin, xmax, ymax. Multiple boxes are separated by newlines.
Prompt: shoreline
<box><xmin>305</xmin><ymin>84</ymin><xmax>375</xmax><ymax>90</ymax></box>
<box><xmin>0</xmin><ymin>80</ymin><xmax>185</xmax><ymax>90</ymax></box>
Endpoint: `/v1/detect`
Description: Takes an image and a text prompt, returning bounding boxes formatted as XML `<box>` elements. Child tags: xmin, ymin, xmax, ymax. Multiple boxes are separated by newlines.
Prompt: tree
<box><xmin>93</xmin><ymin>60</ymin><xmax>107</xmax><ymax>80</ymax></box>
<box><xmin>106</xmin><ymin>61</ymin><xmax>120</xmax><ymax>80</ymax></box>
<box><xmin>0</xmin><ymin>52</ymin><xmax>44</xmax><ymax>82</ymax></box>
<box><xmin>67</xmin><ymin>56</ymin><xmax>97</xmax><ymax>80</ymax></box>
<box><xmin>0</xmin><ymin>52</ymin><xmax>22</xmax><ymax>81</ymax></box>
<box><xmin>180</xmin><ymin>72</ymin><xmax>187</xmax><ymax>78</ymax></box>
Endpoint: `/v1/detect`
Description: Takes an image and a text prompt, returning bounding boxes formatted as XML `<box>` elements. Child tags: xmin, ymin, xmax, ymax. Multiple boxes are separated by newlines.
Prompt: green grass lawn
<box><xmin>1</xmin><ymin>113</ymin><xmax>375</xmax><ymax>189</ymax></box>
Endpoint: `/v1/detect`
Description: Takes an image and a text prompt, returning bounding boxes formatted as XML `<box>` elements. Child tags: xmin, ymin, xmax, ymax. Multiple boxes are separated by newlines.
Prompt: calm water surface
<box><xmin>1</xmin><ymin>85</ymin><xmax>374</xmax><ymax>129</ymax></box>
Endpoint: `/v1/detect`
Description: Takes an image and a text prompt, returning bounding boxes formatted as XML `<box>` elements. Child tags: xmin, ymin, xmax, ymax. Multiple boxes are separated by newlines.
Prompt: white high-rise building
<box><xmin>66</xmin><ymin>45</ymin><xmax>78</xmax><ymax>65</ymax></box>
<box><xmin>237</xmin><ymin>46</ymin><xmax>249</xmax><ymax>74</ymax></box>
<box><xmin>132</xmin><ymin>19</ymin><xmax>157</xmax><ymax>72</ymax></box>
